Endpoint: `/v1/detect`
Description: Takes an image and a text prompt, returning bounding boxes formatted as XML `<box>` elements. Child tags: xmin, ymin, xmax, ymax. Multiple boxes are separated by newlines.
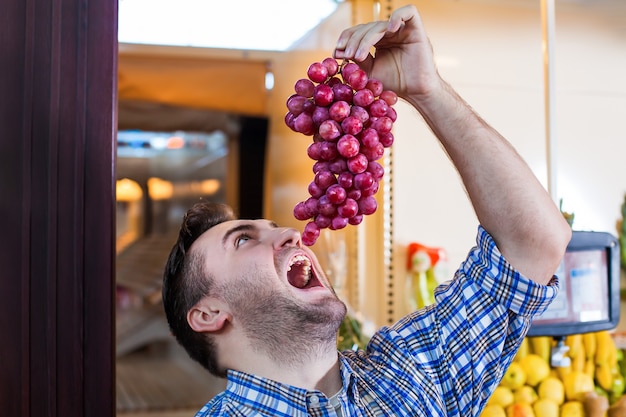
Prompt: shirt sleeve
<box><xmin>382</xmin><ymin>225</ymin><xmax>560</xmax><ymax>416</ymax></box>
<box><xmin>462</xmin><ymin>225</ymin><xmax>559</xmax><ymax>317</ymax></box>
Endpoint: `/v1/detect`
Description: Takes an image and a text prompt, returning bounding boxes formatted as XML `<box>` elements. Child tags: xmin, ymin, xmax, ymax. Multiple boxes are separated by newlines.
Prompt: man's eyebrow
<box><xmin>221</xmin><ymin>221</ymin><xmax>278</xmax><ymax>247</ymax></box>
<box><xmin>222</xmin><ymin>224</ymin><xmax>254</xmax><ymax>247</ymax></box>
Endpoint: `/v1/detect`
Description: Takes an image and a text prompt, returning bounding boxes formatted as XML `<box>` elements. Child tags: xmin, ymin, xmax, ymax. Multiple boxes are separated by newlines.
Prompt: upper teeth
<box><xmin>288</xmin><ymin>254</ymin><xmax>312</xmax><ymax>284</ymax></box>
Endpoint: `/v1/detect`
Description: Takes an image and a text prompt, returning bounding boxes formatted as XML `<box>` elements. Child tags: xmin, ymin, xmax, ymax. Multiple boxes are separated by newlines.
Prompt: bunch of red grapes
<box><xmin>285</xmin><ymin>57</ymin><xmax>398</xmax><ymax>246</ymax></box>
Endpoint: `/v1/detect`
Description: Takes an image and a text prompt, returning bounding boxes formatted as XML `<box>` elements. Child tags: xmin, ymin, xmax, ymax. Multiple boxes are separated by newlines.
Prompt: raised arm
<box><xmin>334</xmin><ymin>5</ymin><xmax>571</xmax><ymax>284</ymax></box>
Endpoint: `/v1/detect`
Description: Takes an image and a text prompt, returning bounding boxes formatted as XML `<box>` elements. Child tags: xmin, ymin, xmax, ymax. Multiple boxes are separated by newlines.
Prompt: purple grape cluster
<box><xmin>285</xmin><ymin>57</ymin><xmax>398</xmax><ymax>246</ymax></box>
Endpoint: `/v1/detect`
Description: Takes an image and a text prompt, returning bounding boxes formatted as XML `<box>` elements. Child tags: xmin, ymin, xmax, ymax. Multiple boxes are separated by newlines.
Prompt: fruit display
<box><xmin>284</xmin><ymin>57</ymin><xmax>398</xmax><ymax>246</ymax></box>
<box><xmin>482</xmin><ymin>332</ymin><xmax>626</xmax><ymax>417</ymax></box>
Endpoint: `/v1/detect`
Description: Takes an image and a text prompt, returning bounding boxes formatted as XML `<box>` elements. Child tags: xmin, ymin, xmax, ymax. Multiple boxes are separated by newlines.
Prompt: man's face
<box><xmin>190</xmin><ymin>219</ymin><xmax>346</xmax><ymax>360</ymax></box>
<box><xmin>193</xmin><ymin>218</ymin><xmax>339</xmax><ymax>301</ymax></box>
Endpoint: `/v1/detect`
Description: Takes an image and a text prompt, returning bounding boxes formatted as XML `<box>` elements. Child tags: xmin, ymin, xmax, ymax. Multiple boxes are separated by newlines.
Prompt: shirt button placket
<box><xmin>307</xmin><ymin>394</ymin><xmax>330</xmax><ymax>416</ymax></box>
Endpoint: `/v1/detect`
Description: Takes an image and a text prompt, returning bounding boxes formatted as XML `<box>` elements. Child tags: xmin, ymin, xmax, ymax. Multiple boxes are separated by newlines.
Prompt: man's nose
<box><xmin>271</xmin><ymin>227</ymin><xmax>303</xmax><ymax>249</ymax></box>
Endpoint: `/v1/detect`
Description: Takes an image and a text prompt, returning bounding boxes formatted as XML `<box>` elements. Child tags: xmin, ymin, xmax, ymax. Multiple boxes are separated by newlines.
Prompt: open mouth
<box><xmin>287</xmin><ymin>254</ymin><xmax>322</xmax><ymax>289</ymax></box>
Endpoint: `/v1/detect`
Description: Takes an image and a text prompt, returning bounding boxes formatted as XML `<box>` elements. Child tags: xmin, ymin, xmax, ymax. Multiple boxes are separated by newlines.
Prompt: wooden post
<box><xmin>0</xmin><ymin>0</ymin><xmax>117</xmax><ymax>415</ymax></box>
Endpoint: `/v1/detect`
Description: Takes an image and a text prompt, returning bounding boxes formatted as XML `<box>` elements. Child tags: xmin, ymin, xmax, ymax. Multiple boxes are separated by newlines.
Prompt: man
<box><xmin>162</xmin><ymin>5</ymin><xmax>572</xmax><ymax>416</ymax></box>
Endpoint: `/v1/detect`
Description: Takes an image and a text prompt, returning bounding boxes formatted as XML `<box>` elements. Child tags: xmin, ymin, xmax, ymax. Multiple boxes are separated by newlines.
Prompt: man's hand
<box><xmin>333</xmin><ymin>5</ymin><xmax>440</xmax><ymax>103</ymax></box>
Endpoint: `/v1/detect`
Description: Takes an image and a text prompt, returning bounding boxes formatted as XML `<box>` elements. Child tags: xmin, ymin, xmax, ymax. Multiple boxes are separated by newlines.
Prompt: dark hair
<box><xmin>162</xmin><ymin>202</ymin><xmax>236</xmax><ymax>377</ymax></box>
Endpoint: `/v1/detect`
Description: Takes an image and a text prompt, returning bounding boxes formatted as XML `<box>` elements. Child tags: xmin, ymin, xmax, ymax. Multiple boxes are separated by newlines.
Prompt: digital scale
<box><xmin>526</xmin><ymin>230</ymin><xmax>621</xmax><ymax>366</ymax></box>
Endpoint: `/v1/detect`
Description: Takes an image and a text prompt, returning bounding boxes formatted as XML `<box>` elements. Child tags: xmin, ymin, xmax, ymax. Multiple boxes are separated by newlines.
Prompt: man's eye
<box><xmin>235</xmin><ymin>234</ymin><xmax>251</xmax><ymax>248</ymax></box>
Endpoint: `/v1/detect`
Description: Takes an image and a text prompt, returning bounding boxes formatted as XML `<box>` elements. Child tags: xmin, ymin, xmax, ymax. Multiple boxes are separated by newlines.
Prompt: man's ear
<box><xmin>187</xmin><ymin>298</ymin><xmax>231</xmax><ymax>333</ymax></box>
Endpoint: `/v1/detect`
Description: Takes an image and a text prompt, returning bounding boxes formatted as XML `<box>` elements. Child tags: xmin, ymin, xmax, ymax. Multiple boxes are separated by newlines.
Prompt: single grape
<box><xmin>304</xmin><ymin>197</ymin><xmax>319</xmax><ymax>217</ymax></box>
<box><xmin>350</xmin><ymin>105</ymin><xmax>369</xmax><ymax>124</ymax></box>
<box><xmin>360</xmin><ymin>128</ymin><xmax>379</xmax><ymax>148</ymax></box>
<box><xmin>379</xmin><ymin>131</ymin><xmax>394</xmax><ymax>148</ymax></box>
<box><xmin>318</xmin><ymin>195</ymin><xmax>337</xmax><ymax>217</ymax></box>
<box><xmin>367</xmin><ymin>161</ymin><xmax>385</xmax><ymax>180</ymax></box>
<box><xmin>302</xmin><ymin>99</ymin><xmax>316</xmax><ymax>115</ymax></box>
<box><xmin>348</xmin><ymin>214</ymin><xmax>363</xmax><ymax>226</ymax></box>
<box><xmin>318</xmin><ymin>119</ymin><xmax>341</xmax><ymax>141</ymax></box>
<box><xmin>341</xmin><ymin>62</ymin><xmax>359</xmax><ymax>80</ymax></box>
<box><xmin>371</xmin><ymin>116</ymin><xmax>393</xmax><ymax>134</ymax></box>
<box><xmin>287</xmin><ymin>94</ymin><xmax>307</xmax><ymax>115</ymax></box>
<box><xmin>307</xmin><ymin>62</ymin><xmax>328</xmax><ymax>83</ymax></box>
<box><xmin>347</xmin><ymin>154</ymin><xmax>369</xmax><ymax>174</ymax></box>
<box><xmin>294</xmin><ymin>78</ymin><xmax>315</xmax><ymax>97</ymax></box>
<box><xmin>285</xmin><ymin>112</ymin><xmax>296</xmax><ymax>131</ymax></box>
<box><xmin>326</xmin><ymin>184</ymin><xmax>347</xmax><ymax>205</ymax></box>
<box><xmin>314</xmin><ymin>214</ymin><xmax>332</xmax><ymax>229</ymax></box>
<box><xmin>328</xmin><ymin>158</ymin><xmax>347</xmax><ymax>174</ymax></box>
<box><xmin>326</xmin><ymin>76</ymin><xmax>342</xmax><ymax>87</ymax></box>
<box><xmin>365</xmin><ymin>78</ymin><xmax>384</xmax><ymax>96</ymax></box>
<box><xmin>313</xmin><ymin>84</ymin><xmax>334</xmax><ymax>106</ymax></box>
<box><xmin>361</xmin><ymin>142</ymin><xmax>385</xmax><ymax>161</ymax></box>
<box><xmin>294</xmin><ymin>113</ymin><xmax>314</xmax><ymax>135</ymax></box>
<box><xmin>322</xmin><ymin>57</ymin><xmax>339</xmax><ymax>77</ymax></box>
<box><xmin>294</xmin><ymin>201</ymin><xmax>310</xmax><ymax>221</ymax></box>
<box><xmin>380</xmin><ymin>90</ymin><xmax>398</xmax><ymax>106</ymax></box>
<box><xmin>329</xmin><ymin>100</ymin><xmax>351</xmax><ymax>122</ymax></box>
<box><xmin>338</xmin><ymin>198</ymin><xmax>358</xmax><ymax>218</ymax></box>
<box><xmin>302</xmin><ymin>234</ymin><xmax>317</xmax><ymax>247</ymax></box>
<box><xmin>341</xmin><ymin>116</ymin><xmax>363</xmax><ymax>136</ymax></box>
<box><xmin>319</xmin><ymin>141</ymin><xmax>338</xmax><ymax>161</ymax></box>
<box><xmin>354</xmin><ymin>172</ymin><xmax>374</xmax><ymax>190</ymax></box>
<box><xmin>347</xmin><ymin>69</ymin><xmax>368</xmax><ymax>90</ymax></box>
<box><xmin>353</xmin><ymin>89</ymin><xmax>375</xmax><ymax>107</ymax></box>
<box><xmin>302</xmin><ymin>221</ymin><xmax>321</xmax><ymax>246</ymax></box>
<box><xmin>332</xmin><ymin>83</ymin><xmax>353</xmax><ymax>103</ymax></box>
<box><xmin>369</xmin><ymin>99</ymin><xmax>389</xmax><ymax>117</ymax></box>
<box><xmin>306</xmin><ymin>142</ymin><xmax>322</xmax><ymax>160</ymax></box>
<box><xmin>312</xmin><ymin>106</ymin><xmax>330</xmax><ymax>126</ymax></box>
<box><xmin>360</xmin><ymin>180</ymin><xmax>379</xmax><ymax>197</ymax></box>
<box><xmin>386</xmin><ymin>106</ymin><xmax>397</xmax><ymax>122</ymax></box>
<box><xmin>347</xmin><ymin>188</ymin><xmax>362</xmax><ymax>201</ymax></box>
<box><xmin>358</xmin><ymin>196</ymin><xmax>377</xmax><ymax>215</ymax></box>
<box><xmin>329</xmin><ymin>215</ymin><xmax>349</xmax><ymax>230</ymax></box>
<box><xmin>336</xmin><ymin>134</ymin><xmax>360</xmax><ymax>158</ymax></box>
<box><xmin>308</xmin><ymin>181</ymin><xmax>324</xmax><ymax>198</ymax></box>
<box><xmin>314</xmin><ymin>169</ymin><xmax>337</xmax><ymax>190</ymax></box>
<box><xmin>312</xmin><ymin>160</ymin><xmax>329</xmax><ymax>174</ymax></box>
<box><xmin>337</xmin><ymin>171</ymin><xmax>353</xmax><ymax>189</ymax></box>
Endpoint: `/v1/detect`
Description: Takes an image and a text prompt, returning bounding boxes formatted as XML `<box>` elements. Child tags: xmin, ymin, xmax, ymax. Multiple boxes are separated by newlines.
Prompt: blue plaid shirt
<box><xmin>195</xmin><ymin>226</ymin><xmax>559</xmax><ymax>416</ymax></box>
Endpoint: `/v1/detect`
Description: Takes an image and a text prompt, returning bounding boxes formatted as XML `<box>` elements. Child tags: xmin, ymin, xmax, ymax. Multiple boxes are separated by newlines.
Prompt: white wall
<box><xmin>390</xmin><ymin>0</ymin><xmax>626</xmax><ymax>319</ymax></box>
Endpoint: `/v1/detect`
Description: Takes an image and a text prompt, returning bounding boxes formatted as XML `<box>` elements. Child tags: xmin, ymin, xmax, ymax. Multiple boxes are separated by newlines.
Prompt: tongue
<box><xmin>287</xmin><ymin>264</ymin><xmax>309</xmax><ymax>288</ymax></box>
<box><xmin>290</xmin><ymin>275</ymin><xmax>308</xmax><ymax>288</ymax></box>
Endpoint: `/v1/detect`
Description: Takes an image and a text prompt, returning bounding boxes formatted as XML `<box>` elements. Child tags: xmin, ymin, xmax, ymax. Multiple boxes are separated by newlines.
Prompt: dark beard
<box><xmin>219</xmin><ymin>274</ymin><xmax>347</xmax><ymax>367</ymax></box>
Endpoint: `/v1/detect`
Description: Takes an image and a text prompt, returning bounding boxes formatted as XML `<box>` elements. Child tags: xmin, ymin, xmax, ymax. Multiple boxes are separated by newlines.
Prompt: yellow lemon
<box><xmin>514</xmin><ymin>386</ymin><xmax>538</xmax><ymax>405</ymax></box>
<box><xmin>532</xmin><ymin>398</ymin><xmax>558</xmax><ymax>417</ymax></box>
<box><xmin>560</xmin><ymin>401</ymin><xmax>584</xmax><ymax>417</ymax></box>
<box><xmin>501</xmin><ymin>362</ymin><xmax>527</xmax><ymax>390</ymax></box>
<box><xmin>537</xmin><ymin>377</ymin><xmax>564</xmax><ymax>405</ymax></box>
<box><xmin>519</xmin><ymin>354</ymin><xmax>550</xmax><ymax>387</ymax></box>
<box><xmin>488</xmin><ymin>386</ymin><xmax>515</xmax><ymax>408</ymax></box>
<box><xmin>481</xmin><ymin>404</ymin><xmax>507</xmax><ymax>417</ymax></box>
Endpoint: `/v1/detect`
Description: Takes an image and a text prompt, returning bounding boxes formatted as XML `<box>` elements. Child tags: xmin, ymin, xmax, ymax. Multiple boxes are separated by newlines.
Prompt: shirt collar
<box><xmin>225</xmin><ymin>366</ymin><xmax>349</xmax><ymax>416</ymax></box>
<box><xmin>338</xmin><ymin>353</ymin><xmax>362</xmax><ymax>402</ymax></box>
